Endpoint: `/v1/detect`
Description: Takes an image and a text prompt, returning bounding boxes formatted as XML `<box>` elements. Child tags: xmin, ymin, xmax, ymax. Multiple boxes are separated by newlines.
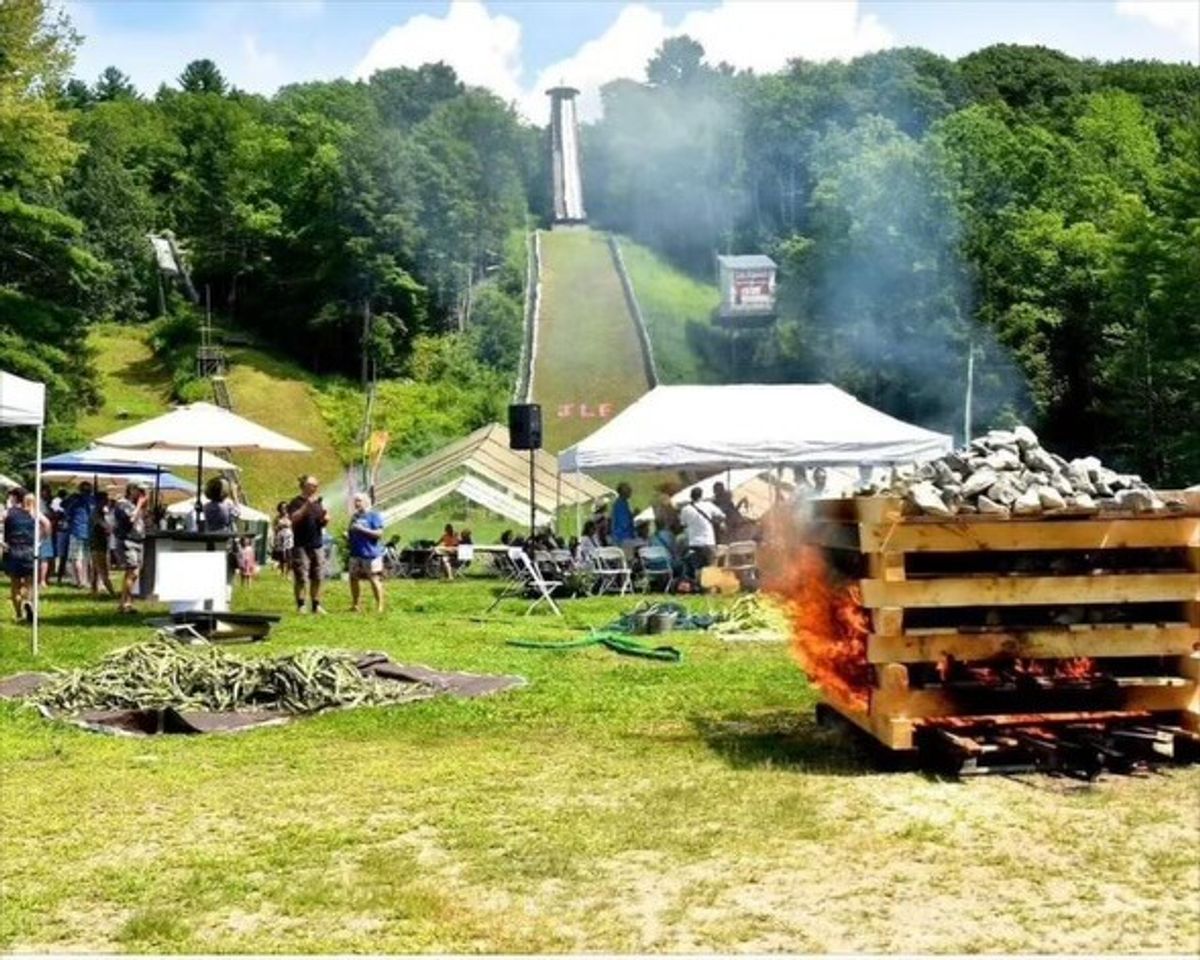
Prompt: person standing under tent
<box><xmin>112</xmin><ymin>482</ymin><xmax>147</xmax><ymax>614</ymax></box>
<box><xmin>347</xmin><ymin>492</ymin><xmax>385</xmax><ymax>613</ymax></box>
<box><xmin>679</xmin><ymin>486</ymin><xmax>725</xmax><ymax>581</ymax></box>
<box><xmin>62</xmin><ymin>481</ymin><xmax>95</xmax><ymax>587</ymax></box>
<box><xmin>89</xmin><ymin>492</ymin><xmax>115</xmax><ymax>597</ymax></box>
<box><xmin>37</xmin><ymin>487</ymin><xmax>55</xmax><ymax>588</ymax></box>
<box><xmin>50</xmin><ymin>487</ymin><xmax>68</xmax><ymax>584</ymax></box>
<box><xmin>287</xmin><ymin>475</ymin><xmax>329</xmax><ymax>615</ymax></box>
<box><xmin>712</xmin><ymin>482</ymin><xmax>748</xmax><ymax>542</ymax></box>
<box><xmin>610</xmin><ymin>482</ymin><xmax>637</xmax><ymax>553</ymax></box>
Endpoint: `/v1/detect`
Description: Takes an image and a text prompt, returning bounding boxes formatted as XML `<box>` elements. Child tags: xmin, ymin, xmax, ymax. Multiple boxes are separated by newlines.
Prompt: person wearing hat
<box><xmin>112</xmin><ymin>481</ymin><xmax>147</xmax><ymax>613</ymax></box>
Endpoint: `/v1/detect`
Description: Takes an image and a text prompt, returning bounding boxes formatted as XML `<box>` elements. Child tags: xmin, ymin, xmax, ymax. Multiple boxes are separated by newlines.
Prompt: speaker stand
<box><xmin>529</xmin><ymin>448</ymin><xmax>536</xmax><ymax>541</ymax></box>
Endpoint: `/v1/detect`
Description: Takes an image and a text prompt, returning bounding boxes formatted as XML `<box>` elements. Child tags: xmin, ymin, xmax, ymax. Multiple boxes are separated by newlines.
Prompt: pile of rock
<box><xmin>861</xmin><ymin>426</ymin><xmax>1172</xmax><ymax>517</ymax></box>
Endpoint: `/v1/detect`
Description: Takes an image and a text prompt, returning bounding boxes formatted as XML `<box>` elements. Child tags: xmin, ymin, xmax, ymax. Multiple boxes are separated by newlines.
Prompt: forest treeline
<box><xmin>586</xmin><ymin>37</ymin><xmax>1200</xmax><ymax>483</ymax></box>
<box><xmin>2</xmin><ymin>0</ymin><xmax>1198</xmax><ymax>483</ymax></box>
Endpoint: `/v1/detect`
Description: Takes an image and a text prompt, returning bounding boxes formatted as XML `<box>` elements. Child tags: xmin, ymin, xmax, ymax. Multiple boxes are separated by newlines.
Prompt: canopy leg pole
<box><xmin>31</xmin><ymin>425</ymin><xmax>43</xmax><ymax>656</ymax></box>
<box><xmin>528</xmin><ymin>449</ymin><xmax>536</xmax><ymax>541</ymax></box>
<box><xmin>575</xmin><ymin>471</ymin><xmax>583</xmax><ymax>537</ymax></box>
<box><xmin>195</xmin><ymin>447</ymin><xmax>204</xmax><ymax>530</ymax></box>
<box><xmin>555</xmin><ymin>468</ymin><xmax>562</xmax><ymax>535</ymax></box>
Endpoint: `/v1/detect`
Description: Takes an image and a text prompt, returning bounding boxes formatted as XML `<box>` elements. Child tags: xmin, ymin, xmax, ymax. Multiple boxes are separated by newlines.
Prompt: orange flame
<box><xmin>761</xmin><ymin>518</ymin><xmax>871</xmax><ymax>711</ymax></box>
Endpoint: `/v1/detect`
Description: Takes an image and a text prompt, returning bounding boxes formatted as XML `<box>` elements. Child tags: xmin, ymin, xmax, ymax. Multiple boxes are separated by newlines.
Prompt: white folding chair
<box><xmin>487</xmin><ymin>548</ymin><xmax>563</xmax><ymax>616</ymax></box>
<box><xmin>591</xmin><ymin>546</ymin><xmax>633</xmax><ymax>596</ymax></box>
<box><xmin>725</xmin><ymin>540</ymin><xmax>758</xmax><ymax>588</ymax></box>
<box><xmin>636</xmin><ymin>545</ymin><xmax>674</xmax><ymax>594</ymax></box>
<box><xmin>549</xmin><ymin>548</ymin><xmax>575</xmax><ymax>575</ymax></box>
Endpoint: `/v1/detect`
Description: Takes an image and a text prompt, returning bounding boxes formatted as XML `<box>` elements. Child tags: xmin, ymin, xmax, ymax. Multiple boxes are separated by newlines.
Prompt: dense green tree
<box><xmin>178</xmin><ymin>58</ymin><xmax>227</xmax><ymax>95</ymax></box>
<box><xmin>94</xmin><ymin>65</ymin><xmax>137</xmax><ymax>102</ymax></box>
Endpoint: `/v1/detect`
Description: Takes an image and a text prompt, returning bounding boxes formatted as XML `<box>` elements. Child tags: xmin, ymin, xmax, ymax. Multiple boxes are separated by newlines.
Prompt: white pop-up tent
<box><xmin>1</xmin><ymin>371</ymin><xmax>47</xmax><ymax>652</ymax></box>
<box><xmin>558</xmin><ymin>384</ymin><xmax>953</xmax><ymax>473</ymax></box>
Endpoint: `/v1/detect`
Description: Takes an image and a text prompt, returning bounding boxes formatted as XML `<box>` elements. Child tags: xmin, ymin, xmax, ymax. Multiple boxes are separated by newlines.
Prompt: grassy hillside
<box><xmin>222</xmin><ymin>347</ymin><xmax>345</xmax><ymax>512</ymax></box>
<box><xmin>619</xmin><ymin>240</ymin><xmax>721</xmax><ymax>385</ymax></box>
<box><xmin>532</xmin><ymin>229</ymin><xmax>651</xmax><ymax>454</ymax></box>
<box><xmin>75</xmin><ymin>325</ymin><xmax>344</xmax><ymax>515</ymax></box>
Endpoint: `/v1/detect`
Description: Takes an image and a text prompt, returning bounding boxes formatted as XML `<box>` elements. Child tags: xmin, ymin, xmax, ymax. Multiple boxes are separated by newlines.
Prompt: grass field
<box><xmin>532</xmin><ymin>229</ymin><xmax>651</xmax><ymax>455</ymax></box>
<box><xmin>1</xmin><ymin>577</ymin><xmax>1197</xmax><ymax>953</ymax></box>
<box><xmin>619</xmin><ymin>240</ymin><xmax>721</xmax><ymax>385</ymax></box>
<box><xmin>74</xmin><ymin>325</ymin><xmax>346</xmax><ymax>518</ymax></box>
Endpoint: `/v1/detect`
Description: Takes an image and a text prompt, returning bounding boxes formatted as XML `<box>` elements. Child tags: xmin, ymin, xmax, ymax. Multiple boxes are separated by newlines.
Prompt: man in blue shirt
<box><xmin>610</xmin><ymin>482</ymin><xmax>636</xmax><ymax>548</ymax></box>
<box><xmin>62</xmin><ymin>482</ymin><xmax>95</xmax><ymax>588</ymax></box>
<box><xmin>347</xmin><ymin>491</ymin><xmax>385</xmax><ymax>613</ymax></box>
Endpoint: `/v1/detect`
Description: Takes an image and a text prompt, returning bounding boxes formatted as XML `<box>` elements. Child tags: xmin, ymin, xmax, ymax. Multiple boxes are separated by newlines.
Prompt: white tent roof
<box><xmin>166</xmin><ymin>497</ymin><xmax>271</xmax><ymax>523</ymax></box>
<box><xmin>558</xmin><ymin>384</ymin><xmax>952</xmax><ymax>472</ymax></box>
<box><xmin>0</xmin><ymin>473</ymin><xmax>19</xmax><ymax>490</ymax></box>
<box><xmin>84</xmin><ymin>444</ymin><xmax>238</xmax><ymax>471</ymax></box>
<box><xmin>96</xmin><ymin>401</ymin><xmax>309</xmax><ymax>452</ymax></box>
<box><xmin>0</xmin><ymin>372</ymin><xmax>45</xmax><ymax>427</ymax></box>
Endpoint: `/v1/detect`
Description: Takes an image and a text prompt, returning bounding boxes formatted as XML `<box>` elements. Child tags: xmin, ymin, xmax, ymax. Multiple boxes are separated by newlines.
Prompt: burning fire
<box><xmin>761</xmin><ymin>532</ymin><xmax>871</xmax><ymax>711</ymax></box>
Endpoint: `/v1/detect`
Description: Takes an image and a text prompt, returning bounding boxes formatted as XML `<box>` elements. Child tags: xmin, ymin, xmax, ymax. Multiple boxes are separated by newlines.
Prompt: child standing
<box><xmin>238</xmin><ymin>535</ymin><xmax>259</xmax><ymax>586</ymax></box>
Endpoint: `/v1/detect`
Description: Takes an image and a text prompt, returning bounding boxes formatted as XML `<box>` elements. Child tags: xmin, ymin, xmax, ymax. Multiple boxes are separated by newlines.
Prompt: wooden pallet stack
<box><xmin>807</xmin><ymin>495</ymin><xmax>1200</xmax><ymax>752</ymax></box>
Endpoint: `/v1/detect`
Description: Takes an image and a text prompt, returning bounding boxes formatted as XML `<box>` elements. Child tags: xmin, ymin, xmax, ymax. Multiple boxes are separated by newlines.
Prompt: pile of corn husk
<box><xmin>31</xmin><ymin>639</ymin><xmax>432</xmax><ymax>715</ymax></box>
<box><xmin>857</xmin><ymin>426</ymin><xmax>1180</xmax><ymax>518</ymax></box>
<box><xmin>713</xmin><ymin>594</ymin><xmax>789</xmax><ymax>641</ymax></box>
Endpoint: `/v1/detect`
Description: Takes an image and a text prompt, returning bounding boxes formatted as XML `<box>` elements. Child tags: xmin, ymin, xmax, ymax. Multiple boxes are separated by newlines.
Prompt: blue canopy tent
<box><xmin>34</xmin><ymin>450</ymin><xmax>196</xmax><ymax>503</ymax></box>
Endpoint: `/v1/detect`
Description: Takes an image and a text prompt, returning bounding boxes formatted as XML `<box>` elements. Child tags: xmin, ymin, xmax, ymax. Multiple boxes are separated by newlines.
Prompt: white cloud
<box><xmin>354</xmin><ymin>0</ymin><xmax>524</xmax><ymax>102</ymax></box>
<box><xmin>1115</xmin><ymin>0</ymin><xmax>1200</xmax><ymax>46</ymax></box>
<box><xmin>355</xmin><ymin>0</ymin><xmax>893</xmax><ymax>123</ymax></box>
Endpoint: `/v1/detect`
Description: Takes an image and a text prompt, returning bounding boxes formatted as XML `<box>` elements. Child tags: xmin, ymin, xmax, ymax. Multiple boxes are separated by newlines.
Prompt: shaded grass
<box><xmin>619</xmin><ymin>239</ymin><xmax>721</xmax><ymax>385</ymax></box>
<box><xmin>1</xmin><ymin>579</ymin><xmax>1197</xmax><ymax>953</ymax></box>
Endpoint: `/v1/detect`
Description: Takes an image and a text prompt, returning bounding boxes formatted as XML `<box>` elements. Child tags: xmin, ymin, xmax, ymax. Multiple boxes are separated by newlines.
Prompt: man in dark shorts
<box><xmin>112</xmin><ymin>482</ymin><xmax>146</xmax><ymax>614</ymax></box>
<box><xmin>288</xmin><ymin>475</ymin><xmax>329</xmax><ymax>614</ymax></box>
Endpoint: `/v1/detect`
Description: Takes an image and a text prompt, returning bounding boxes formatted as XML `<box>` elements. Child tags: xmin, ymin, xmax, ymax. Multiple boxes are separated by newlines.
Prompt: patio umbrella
<box><xmin>82</xmin><ymin>444</ymin><xmax>237</xmax><ymax>471</ymax></box>
<box><xmin>96</xmin><ymin>402</ymin><xmax>310</xmax><ymax>527</ymax></box>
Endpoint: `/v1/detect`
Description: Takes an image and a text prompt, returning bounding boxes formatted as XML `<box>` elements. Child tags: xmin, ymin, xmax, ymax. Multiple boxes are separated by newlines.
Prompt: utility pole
<box><xmin>963</xmin><ymin>342</ymin><xmax>975</xmax><ymax>445</ymax></box>
<box><xmin>360</xmin><ymin>298</ymin><xmax>372</xmax><ymax>388</ymax></box>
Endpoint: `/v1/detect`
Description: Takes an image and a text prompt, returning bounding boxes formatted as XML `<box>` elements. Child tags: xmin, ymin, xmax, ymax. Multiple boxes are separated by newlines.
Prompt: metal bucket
<box><xmin>647</xmin><ymin>610</ymin><xmax>677</xmax><ymax>635</ymax></box>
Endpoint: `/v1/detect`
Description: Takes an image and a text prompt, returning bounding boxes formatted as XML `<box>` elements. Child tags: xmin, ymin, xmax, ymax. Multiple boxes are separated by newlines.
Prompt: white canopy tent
<box><xmin>0</xmin><ymin>371</ymin><xmax>46</xmax><ymax>652</ymax></box>
<box><xmin>559</xmin><ymin>384</ymin><xmax>953</xmax><ymax>473</ymax></box>
<box><xmin>0</xmin><ymin>473</ymin><xmax>18</xmax><ymax>491</ymax></box>
<box><xmin>166</xmin><ymin>497</ymin><xmax>270</xmax><ymax>524</ymax></box>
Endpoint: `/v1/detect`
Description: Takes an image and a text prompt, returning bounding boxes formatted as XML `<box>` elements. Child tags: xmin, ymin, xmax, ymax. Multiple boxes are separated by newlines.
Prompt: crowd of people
<box><xmin>2</xmin><ymin>467</ymin><xmax>824</xmax><ymax>623</ymax></box>
<box><xmin>1</xmin><ymin>479</ymin><xmax>151</xmax><ymax>621</ymax></box>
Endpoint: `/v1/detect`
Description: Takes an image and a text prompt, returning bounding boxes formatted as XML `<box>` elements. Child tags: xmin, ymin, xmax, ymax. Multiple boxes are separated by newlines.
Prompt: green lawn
<box><xmin>1</xmin><ymin>578</ymin><xmax>1197</xmax><ymax>953</ymax></box>
<box><xmin>619</xmin><ymin>239</ymin><xmax>721</xmax><ymax>385</ymax></box>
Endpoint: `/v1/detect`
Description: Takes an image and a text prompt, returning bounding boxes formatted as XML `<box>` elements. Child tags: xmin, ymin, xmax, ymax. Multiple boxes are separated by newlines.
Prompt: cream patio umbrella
<box><xmin>96</xmin><ymin>402</ymin><xmax>310</xmax><ymax>528</ymax></box>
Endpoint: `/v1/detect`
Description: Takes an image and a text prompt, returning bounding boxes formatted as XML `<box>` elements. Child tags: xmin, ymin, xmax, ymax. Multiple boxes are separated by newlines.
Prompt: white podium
<box><xmin>147</xmin><ymin>532</ymin><xmax>234</xmax><ymax>614</ymax></box>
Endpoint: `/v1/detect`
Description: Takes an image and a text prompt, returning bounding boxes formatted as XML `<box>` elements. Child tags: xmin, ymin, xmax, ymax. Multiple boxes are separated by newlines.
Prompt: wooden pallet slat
<box><xmin>861</xmin><ymin>572</ymin><xmax>1200</xmax><ymax>609</ymax></box>
<box><xmin>866</xmin><ymin>625</ymin><xmax>1199</xmax><ymax>664</ymax></box>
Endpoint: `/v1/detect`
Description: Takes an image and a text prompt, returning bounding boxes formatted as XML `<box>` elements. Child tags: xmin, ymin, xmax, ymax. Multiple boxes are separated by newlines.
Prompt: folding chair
<box><xmin>486</xmin><ymin>548</ymin><xmax>563</xmax><ymax>616</ymax></box>
<box><xmin>725</xmin><ymin>540</ymin><xmax>759</xmax><ymax>589</ymax></box>
<box><xmin>591</xmin><ymin>546</ymin><xmax>633</xmax><ymax>596</ymax></box>
<box><xmin>636</xmin><ymin>545</ymin><xmax>674</xmax><ymax>594</ymax></box>
<box><xmin>550</xmin><ymin>548</ymin><xmax>575</xmax><ymax>575</ymax></box>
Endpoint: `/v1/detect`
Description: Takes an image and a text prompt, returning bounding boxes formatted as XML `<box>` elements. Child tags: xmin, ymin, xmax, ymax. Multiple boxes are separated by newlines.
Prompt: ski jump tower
<box><xmin>547</xmin><ymin>86</ymin><xmax>586</xmax><ymax>226</ymax></box>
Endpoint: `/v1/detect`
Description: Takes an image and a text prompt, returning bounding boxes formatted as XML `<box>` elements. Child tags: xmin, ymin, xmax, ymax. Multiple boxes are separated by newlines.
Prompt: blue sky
<box><xmin>65</xmin><ymin>1</ymin><xmax>1199</xmax><ymax>120</ymax></box>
